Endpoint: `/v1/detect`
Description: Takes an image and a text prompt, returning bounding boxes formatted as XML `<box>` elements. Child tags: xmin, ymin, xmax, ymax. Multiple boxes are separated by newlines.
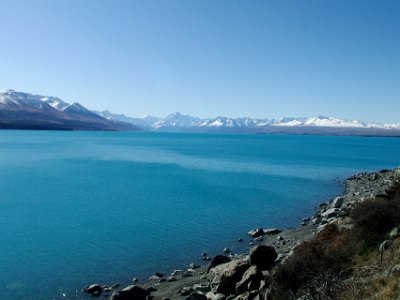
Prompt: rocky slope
<box><xmin>83</xmin><ymin>167</ymin><xmax>400</xmax><ymax>300</ymax></box>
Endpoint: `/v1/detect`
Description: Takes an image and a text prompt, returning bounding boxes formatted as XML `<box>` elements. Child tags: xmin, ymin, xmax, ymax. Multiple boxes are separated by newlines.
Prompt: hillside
<box><xmin>0</xmin><ymin>90</ymin><xmax>139</xmax><ymax>131</ymax></box>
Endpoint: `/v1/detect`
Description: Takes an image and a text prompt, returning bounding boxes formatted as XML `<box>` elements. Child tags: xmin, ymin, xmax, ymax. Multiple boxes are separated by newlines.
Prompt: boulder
<box><xmin>248</xmin><ymin>228</ymin><xmax>265</xmax><ymax>238</ymax></box>
<box><xmin>321</xmin><ymin>208</ymin><xmax>340</xmax><ymax>219</ymax></box>
<box><xmin>389</xmin><ymin>227</ymin><xmax>400</xmax><ymax>238</ymax></box>
<box><xmin>235</xmin><ymin>266</ymin><xmax>263</xmax><ymax>294</ymax></box>
<box><xmin>208</xmin><ymin>255</ymin><xmax>231</xmax><ymax>271</ymax></box>
<box><xmin>312</xmin><ymin>217</ymin><xmax>322</xmax><ymax>225</ymax></box>
<box><xmin>208</xmin><ymin>259</ymin><xmax>250</xmax><ymax>295</ymax></box>
<box><xmin>223</xmin><ymin>247</ymin><xmax>231</xmax><ymax>253</ymax></box>
<box><xmin>84</xmin><ymin>284</ymin><xmax>102</xmax><ymax>296</ymax></box>
<box><xmin>148</xmin><ymin>275</ymin><xmax>160</xmax><ymax>281</ymax></box>
<box><xmin>171</xmin><ymin>269</ymin><xmax>183</xmax><ymax>275</ymax></box>
<box><xmin>332</xmin><ymin>197</ymin><xmax>344</xmax><ymax>208</ymax></box>
<box><xmin>190</xmin><ymin>263</ymin><xmax>200</xmax><ymax>269</ymax></box>
<box><xmin>249</xmin><ymin>245</ymin><xmax>277</xmax><ymax>270</ymax></box>
<box><xmin>109</xmin><ymin>285</ymin><xmax>150</xmax><ymax>300</ymax></box>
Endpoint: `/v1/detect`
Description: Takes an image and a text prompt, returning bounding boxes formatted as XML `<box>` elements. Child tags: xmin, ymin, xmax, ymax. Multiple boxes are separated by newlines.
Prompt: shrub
<box><xmin>272</xmin><ymin>224</ymin><xmax>359</xmax><ymax>299</ymax></box>
<box><xmin>351</xmin><ymin>188</ymin><xmax>400</xmax><ymax>247</ymax></box>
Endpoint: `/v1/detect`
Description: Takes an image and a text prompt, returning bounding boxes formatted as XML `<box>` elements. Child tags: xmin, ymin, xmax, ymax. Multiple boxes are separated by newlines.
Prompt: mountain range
<box><xmin>95</xmin><ymin>110</ymin><xmax>400</xmax><ymax>136</ymax></box>
<box><xmin>0</xmin><ymin>90</ymin><xmax>138</xmax><ymax>131</ymax></box>
<box><xmin>1</xmin><ymin>89</ymin><xmax>400</xmax><ymax>136</ymax></box>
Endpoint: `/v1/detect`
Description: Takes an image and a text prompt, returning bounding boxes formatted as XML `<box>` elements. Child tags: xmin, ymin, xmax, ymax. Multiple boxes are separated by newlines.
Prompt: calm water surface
<box><xmin>0</xmin><ymin>131</ymin><xmax>399</xmax><ymax>299</ymax></box>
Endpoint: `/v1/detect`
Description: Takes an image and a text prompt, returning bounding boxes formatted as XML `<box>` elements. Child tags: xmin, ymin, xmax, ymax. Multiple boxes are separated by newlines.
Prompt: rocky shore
<box><xmin>83</xmin><ymin>167</ymin><xmax>400</xmax><ymax>300</ymax></box>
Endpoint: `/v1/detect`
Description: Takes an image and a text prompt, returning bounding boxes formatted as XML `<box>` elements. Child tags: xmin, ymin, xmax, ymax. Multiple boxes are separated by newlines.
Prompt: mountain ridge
<box><xmin>1</xmin><ymin>89</ymin><xmax>399</xmax><ymax>135</ymax></box>
<box><xmin>95</xmin><ymin>109</ymin><xmax>400</xmax><ymax>135</ymax></box>
<box><xmin>0</xmin><ymin>90</ymin><xmax>139</xmax><ymax>131</ymax></box>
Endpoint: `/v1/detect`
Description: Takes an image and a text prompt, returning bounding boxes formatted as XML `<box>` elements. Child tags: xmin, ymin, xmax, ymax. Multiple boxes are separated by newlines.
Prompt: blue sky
<box><xmin>0</xmin><ymin>0</ymin><xmax>399</xmax><ymax>123</ymax></box>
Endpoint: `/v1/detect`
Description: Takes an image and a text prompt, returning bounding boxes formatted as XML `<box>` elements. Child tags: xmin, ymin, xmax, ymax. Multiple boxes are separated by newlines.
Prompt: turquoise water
<box><xmin>0</xmin><ymin>131</ymin><xmax>399</xmax><ymax>299</ymax></box>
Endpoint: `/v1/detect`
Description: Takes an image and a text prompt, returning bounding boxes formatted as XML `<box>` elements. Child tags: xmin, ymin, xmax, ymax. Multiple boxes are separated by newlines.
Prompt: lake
<box><xmin>0</xmin><ymin>131</ymin><xmax>399</xmax><ymax>299</ymax></box>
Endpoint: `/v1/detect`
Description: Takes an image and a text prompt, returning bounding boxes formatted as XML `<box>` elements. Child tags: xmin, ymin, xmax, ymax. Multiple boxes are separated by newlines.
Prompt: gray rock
<box><xmin>321</xmin><ymin>208</ymin><xmax>340</xmax><ymax>219</ymax></box>
<box><xmin>319</xmin><ymin>202</ymin><xmax>328</xmax><ymax>209</ymax></box>
<box><xmin>171</xmin><ymin>270</ymin><xmax>183</xmax><ymax>276</ymax></box>
<box><xmin>332</xmin><ymin>196</ymin><xmax>344</xmax><ymax>208</ymax></box>
<box><xmin>85</xmin><ymin>284</ymin><xmax>102</xmax><ymax>296</ymax></box>
<box><xmin>223</xmin><ymin>247</ymin><xmax>231</xmax><ymax>253</ymax></box>
<box><xmin>208</xmin><ymin>255</ymin><xmax>231</xmax><ymax>271</ymax></box>
<box><xmin>208</xmin><ymin>259</ymin><xmax>250</xmax><ymax>295</ymax></box>
<box><xmin>190</xmin><ymin>263</ymin><xmax>200</xmax><ymax>269</ymax></box>
<box><xmin>249</xmin><ymin>245</ymin><xmax>277</xmax><ymax>270</ymax></box>
<box><xmin>235</xmin><ymin>265</ymin><xmax>263</xmax><ymax>294</ymax></box>
<box><xmin>248</xmin><ymin>228</ymin><xmax>265</xmax><ymax>238</ymax></box>
<box><xmin>275</xmin><ymin>253</ymin><xmax>287</xmax><ymax>263</ymax></box>
<box><xmin>132</xmin><ymin>277</ymin><xmax>139</xmax><ymax>283</ymax></box>
<box><xmin>389</xmin><ymin>264</ymin><xmax>400</xmax><ymax>275</ymax></box>
<box><xmin>148</xmin><ymin>275</ymin><xmax>160</xmax><ymax>281</ymax></box>
<box><xmin>147</xmin><ymin>286</ymin><xmax>157</xmax><ymax>292</ymax></box>
<box><xmin>312</xmin><ymin>217</ymin><xmax>322</xmax><ymax>225</ymax></box>
<box><xmin>389</xmin><ymin>227</ymin><xmax>400</xmax><ymax>238</ymax></box>
<box><xmin>109</xmin><ymin>285</ymin><xmax>150</xmax><ymax>300</ymax></box>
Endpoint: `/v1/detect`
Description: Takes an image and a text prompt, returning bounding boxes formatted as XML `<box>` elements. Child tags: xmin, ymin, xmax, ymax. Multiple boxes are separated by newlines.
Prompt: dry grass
<box><xmin>340</xmin><ymin>238</ymin><xmax>400</xmax><ymax>300</ymax></box>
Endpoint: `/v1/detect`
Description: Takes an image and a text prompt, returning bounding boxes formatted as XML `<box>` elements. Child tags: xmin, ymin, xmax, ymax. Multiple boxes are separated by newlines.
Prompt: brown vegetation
<box><xmin>271</xmin><ymin>181</ymin><xmax>400</xmax><ymax>300</ymax></box>
<box><xmin>272</xmin><ymin>224</ymin><xmax>359</xmax><ymax>299</ymax></box>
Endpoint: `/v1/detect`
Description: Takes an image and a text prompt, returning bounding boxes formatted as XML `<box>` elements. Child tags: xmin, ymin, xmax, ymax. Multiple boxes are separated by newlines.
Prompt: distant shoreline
<box><xmin>1</xmin><ymin>127</ymin><xmax>400</xmax><ymax>138</ymax></box>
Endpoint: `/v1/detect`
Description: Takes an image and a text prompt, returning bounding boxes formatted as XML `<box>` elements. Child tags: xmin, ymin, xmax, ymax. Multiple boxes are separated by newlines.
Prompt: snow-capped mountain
<box><xmin>0</xmin><ymin>89</ymin><xmax>138</xmax><ymax>131</ymax></box>
<box><xmin>153</xmin><ymin>112</ymin><xmax>201</xmax><ymax>129</ymax></box>
<box><xmin>272</xmin><ymin>116</ymin><xmax>367</xmax><ymax>128</ymax></box>
<box><xmin>94</xmin><ymin>110</ymin><xmax>400</xmax><ymax>136</ymax></box>
<box><xmin>1</xmin><ymin>89</ymin><xmax>399</xmax><ymax>135</ymax></box>
<box><xmin>95</xmin><ymin>110</ymin><xmax>162</xmax><ymax>128</ymax></box>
